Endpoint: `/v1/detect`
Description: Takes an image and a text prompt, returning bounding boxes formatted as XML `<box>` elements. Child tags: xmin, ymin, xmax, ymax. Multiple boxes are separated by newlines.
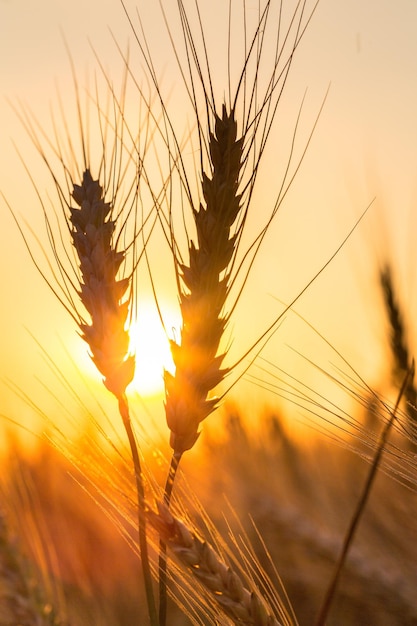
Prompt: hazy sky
<box><xmin>1</xmin><ymin>0</ymin><xmax>417</xmax><ymax>439</ymax></box>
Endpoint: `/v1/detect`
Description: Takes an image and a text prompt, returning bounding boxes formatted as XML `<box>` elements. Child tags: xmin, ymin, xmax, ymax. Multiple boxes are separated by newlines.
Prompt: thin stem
<box><xmin>158</xmin><ymin>451</ymin><xmax>182</xmax><ymax>626</ymax></box>
<box><xmin>314</xmin><ymin>362</ymin><xmax>415</xmax><ymax>626</ymax></box>
<box><xmin>118</xmin><ymin>393</ymin><xmax>158</xmax><ymax>626</ymax></box>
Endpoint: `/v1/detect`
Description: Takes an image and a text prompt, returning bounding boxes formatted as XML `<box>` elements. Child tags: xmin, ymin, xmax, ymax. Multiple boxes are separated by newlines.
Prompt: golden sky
<box><xmin>1</xmin><ymin>0</ymin><xmax>417</xmax><ymax>441</ymax></box>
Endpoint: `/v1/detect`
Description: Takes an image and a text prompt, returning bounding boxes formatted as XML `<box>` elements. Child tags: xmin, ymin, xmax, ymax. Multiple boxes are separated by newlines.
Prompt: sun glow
<box><xmin>129</xmin><ymin>304</ymin><xmax>178</xmax><ymax>398</ymax></box>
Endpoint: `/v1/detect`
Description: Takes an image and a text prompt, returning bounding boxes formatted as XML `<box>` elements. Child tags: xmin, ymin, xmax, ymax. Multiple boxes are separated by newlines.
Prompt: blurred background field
<box><xmin>2</xmin><ymin>395</ymin><xmax>417</xmax><ymax>625</ymax></box>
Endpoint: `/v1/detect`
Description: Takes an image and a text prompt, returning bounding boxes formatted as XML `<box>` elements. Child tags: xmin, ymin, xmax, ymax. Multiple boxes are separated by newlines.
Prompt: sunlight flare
<box><xmin>130</xmin><ymin>304</ymin><xmax>177</xmax><ymax>398</ymax></box>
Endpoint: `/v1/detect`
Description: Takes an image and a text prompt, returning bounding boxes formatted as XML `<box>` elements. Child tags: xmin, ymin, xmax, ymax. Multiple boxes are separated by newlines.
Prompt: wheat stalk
<box><xmin>10</xmin><ymin>61</ymin><xmax>159</xmax><ymax>622</ymax></box>
<box><xmin>159</xmin><ymin>106</ymin><xmax>248</xmax><ymax>622</ymax></box>
<box><xmin>122</xmin><ymin>2</ymin><xmax>324</xmax><ymax>621</ymax></box>
<box><xmin>160</xmin><ymin>114</ymin><xmax>239</xmax><ymax>611</ymax></box>
<box><xmin>68</xmin><ymin>168</ymin><xmax>157</xmax><ymax>625</ymax></box>
<box><xmin>314</xmin><ymin>363</ymin><xmax>415</xmax><ymax>626</ymax></box>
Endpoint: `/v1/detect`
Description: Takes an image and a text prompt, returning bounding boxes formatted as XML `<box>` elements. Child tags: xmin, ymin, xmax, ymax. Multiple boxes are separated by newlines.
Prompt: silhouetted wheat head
<box><xmin>120</xmin><ymin>2</ymin><xmax>325</xmax><ymax>622</ymax></box>
<box><xmin>6</xmin><ymin>53</ymin><xmax>163</xmax><ymax>623</ymax></box>
<box><xmin>164</xmin><ymin>106</ymin><xmax>243</xmax><ymax>455</ymax></box>
<box><xmin>127</xmin><ymin>0</ymin><xmax>323</xmax><ymax>458</ymax></box>
<box><xmin>70</xmin><ymin>169</ymin><xmax>135</xmax><ymax>398</ymax></box>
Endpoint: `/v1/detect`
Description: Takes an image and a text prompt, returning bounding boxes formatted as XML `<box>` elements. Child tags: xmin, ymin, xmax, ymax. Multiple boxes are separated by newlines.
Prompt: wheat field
<box><xmin>1</xmin><ymin>1</ymin><xmax>417</xmax><ymax>625</ymax></box>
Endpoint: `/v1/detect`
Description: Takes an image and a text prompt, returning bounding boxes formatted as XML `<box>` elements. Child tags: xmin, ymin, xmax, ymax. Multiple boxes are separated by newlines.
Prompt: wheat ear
<box><xmin>159</xmin><ymin>106</ymin><xmax>244</xmax><ymax>625</ymax></box>
<box><xmin>70</xmin><ymin>169</ymin><xmax>157</xmax><ymax>625</ymax></box>
<box><xmin>164</xmin><ymin>106</ymin><xmax>243</xmax><ymax>456</ymax></box>
<box><xmin>71</xmin><ymin>169</ymin><xmax>135</xmax><ymax>397</ymax></box>
<box><xmin>315</xmin><ymin>363</ymin><xmax>414</xmax><ymax>626</ymax></box>
<box><xmin>380</xmin><ymin>265</ymin><xmax>417</xmax><ymax>440</ymax></box>
<box><xmin>150</xmin><ymin>502</ymin><xmax>286</xmax><ymax>626</ymax></box>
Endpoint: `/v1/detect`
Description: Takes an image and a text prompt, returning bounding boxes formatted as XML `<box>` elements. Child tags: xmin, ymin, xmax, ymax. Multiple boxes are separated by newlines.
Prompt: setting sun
<box><xmin>129</xmin><ymin>303</ymin><xmax>178</xmax><ymax>398</ymax></box>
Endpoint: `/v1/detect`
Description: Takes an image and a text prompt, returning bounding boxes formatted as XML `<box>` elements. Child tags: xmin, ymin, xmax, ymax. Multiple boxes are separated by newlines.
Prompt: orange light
<box><xmin>129</xmin><ymin>303</ymin><xmax>177</xmax><ymax>398</ymax></box>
